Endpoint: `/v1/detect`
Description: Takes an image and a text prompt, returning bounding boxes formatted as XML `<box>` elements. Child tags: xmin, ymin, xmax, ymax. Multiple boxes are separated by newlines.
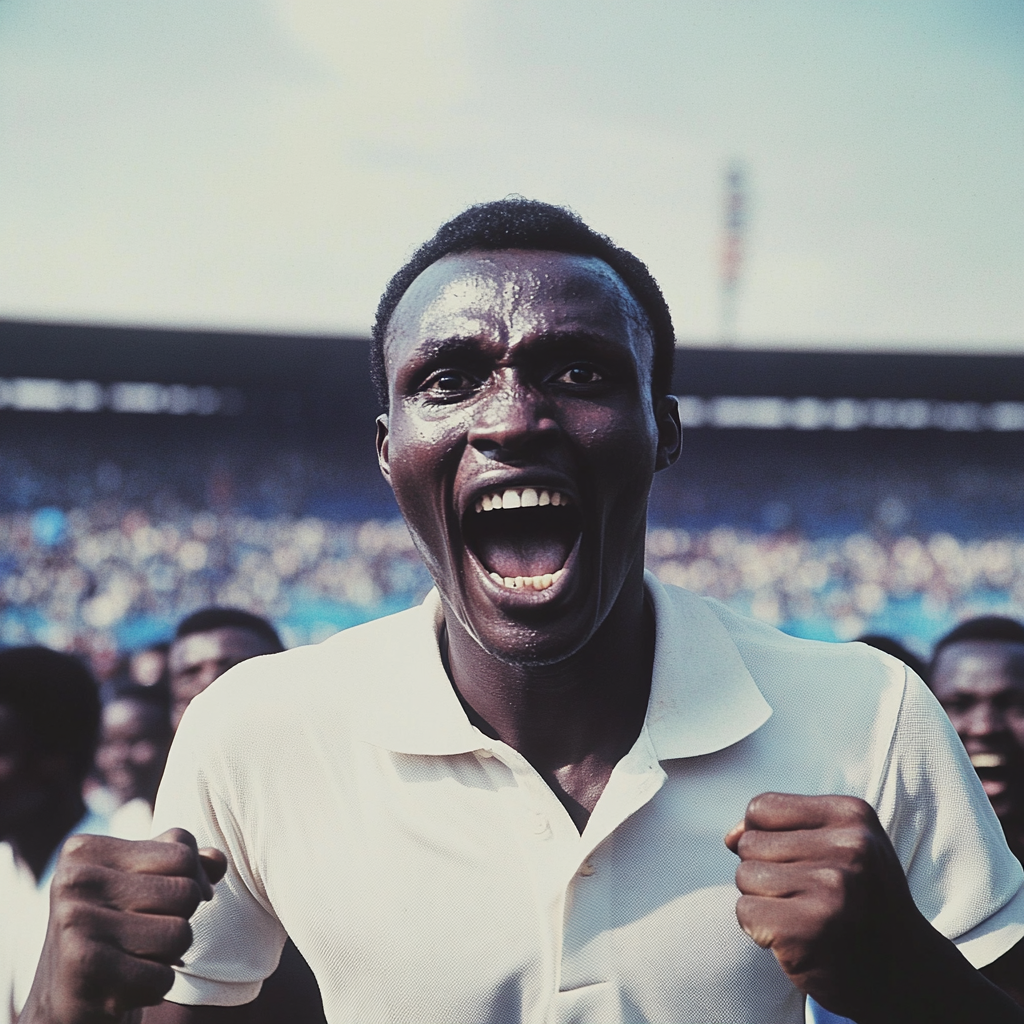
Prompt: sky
<box><xmin>0</xmin><ymin>0</ymin><xmax>1021</xmax><ymax>350</ymax></box>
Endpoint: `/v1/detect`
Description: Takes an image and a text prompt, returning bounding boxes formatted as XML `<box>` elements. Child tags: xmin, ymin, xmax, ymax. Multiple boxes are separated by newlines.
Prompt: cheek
<box><xmin>1007</xmin><ymin>717</ymin><xmax>1024</xmax><ymax>748</ymax></box>
<box><xmin>387</xmin><ymin>422</ymin><xmax>463</xmax><ymax>513</ymax></box>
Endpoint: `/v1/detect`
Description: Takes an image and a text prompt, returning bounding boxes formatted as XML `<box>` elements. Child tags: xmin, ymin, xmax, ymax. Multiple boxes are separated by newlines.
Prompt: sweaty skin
<box><xmin>20</xmin><ymin>249</ymin><xmax>1024</xmax><ymax>1023</ymax></box>
<box><xmin>377</xmin><ymin>250</ymin><xmax>681</xmax><ymax>827</ymax></box>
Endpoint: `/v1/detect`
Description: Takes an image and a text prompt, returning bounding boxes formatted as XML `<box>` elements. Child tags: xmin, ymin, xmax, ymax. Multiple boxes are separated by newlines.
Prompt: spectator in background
<box><xmin>0</xmin><ymin>647</ymin><xmax>103</xmax><ymax>1024</ymax></box>
<box><xmin>128</xmin><ymin>641</ymin><xmax>170</xmax><ymax>690</ymax></box>
<box><xmin>931</xmin><ymin>616</ymin><xmax>1024</xmax><ymax>860</ymax></box>
<box><xmin>856</xmin><ymin>634</ymin><xmax>928</xmax><ymax>684</ymax></box>
<box><xmin>168</xmin><ymin>607</ymin><xmax>325</xmax><ymax>1023</ymax></box>
<box><xmin>95</xmin><ymin>688</ymin><xmax>173</xmax><ymax>841</ymax></box>
<box><xmin>169</xmin><ymin>608</ymin><xmax>284</xmax><ymax>728</ymax></box>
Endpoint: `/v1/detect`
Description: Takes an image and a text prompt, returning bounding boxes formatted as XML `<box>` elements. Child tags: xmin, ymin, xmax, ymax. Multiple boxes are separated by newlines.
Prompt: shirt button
<box><xmin>532</xmin><ymin>813</ymin><xmax>550</xmax><ymax>836</ymax></box>
<box><xmin>579</xmin><ymin>859</ymin><xmax>596</xmax><ymax>876</ymax></box>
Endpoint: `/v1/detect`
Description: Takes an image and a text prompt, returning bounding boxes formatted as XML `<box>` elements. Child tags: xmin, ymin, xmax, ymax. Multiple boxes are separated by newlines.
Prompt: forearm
<box><xmin>847</xmin><ymin>929</ymin><xmax>1024</xmax><ymax>1024</ymax></box>
<box><xmin>140</xmin><ymin>1004</ymin><xmax>254</xmax><ymax>1024</ymax></box>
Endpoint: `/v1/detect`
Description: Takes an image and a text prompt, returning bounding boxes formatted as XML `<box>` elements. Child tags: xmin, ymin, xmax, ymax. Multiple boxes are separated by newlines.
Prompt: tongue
<box><xmin>475</xmin><ymin>529</ymin><xmax>573</xmax><ymax>579</ymax></box>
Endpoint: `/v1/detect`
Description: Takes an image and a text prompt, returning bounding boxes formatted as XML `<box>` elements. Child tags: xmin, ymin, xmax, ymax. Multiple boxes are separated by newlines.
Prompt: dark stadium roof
<box><xmin>1</xmin><ymin>320</ymin><xmax>1022</xmax><ymax>429</ymax></box>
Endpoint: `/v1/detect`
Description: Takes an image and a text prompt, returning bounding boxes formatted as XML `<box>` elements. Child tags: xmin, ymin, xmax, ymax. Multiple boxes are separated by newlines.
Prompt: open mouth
<box><xmin>463</xmin><ymin>486</ymin><xmax>582</xmax><ymax>591</ymax></box>
<box><xmin>970</xmin><ymin>751</ymin><xmax>1014</xmax><ymax>798</ymax></box>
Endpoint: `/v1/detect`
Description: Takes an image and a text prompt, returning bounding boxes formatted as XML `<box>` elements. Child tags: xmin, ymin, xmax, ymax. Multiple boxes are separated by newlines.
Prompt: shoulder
<box><xmin>654</xmin><ymin>581</ymin><xmax>911</xmax><ymax>788</ymax></box>
<box><xmin>694</xmin><ymin>588</ymin><xmax>908</xmax><ymax>707</ymax></box>
<box><xmin>174</xmin><ymin>599</ymin><xmax>437</xmax><ymax>754</ymax></box>
<box><xmin>186</xmin><ymin>602</ymin><xmax>430</xmax><ymax>716</ymax></box>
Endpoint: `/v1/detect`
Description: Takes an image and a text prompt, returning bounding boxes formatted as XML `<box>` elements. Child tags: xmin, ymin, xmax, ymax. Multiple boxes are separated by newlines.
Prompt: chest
<box><xmin>245</xmin><ymin>746</ymin><xmax>806</xmax><ymax>1024</ymax></box>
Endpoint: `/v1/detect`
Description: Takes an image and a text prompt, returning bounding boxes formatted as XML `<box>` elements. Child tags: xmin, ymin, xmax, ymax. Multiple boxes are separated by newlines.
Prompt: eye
<box><xmin>554</xmin><ymin>364</ymin><xmax>604</xmax><ymax>387</ymax></box>
<box><xmin>421</xmin><ymin>369</ymin><xmax>478</xmax><ymax>397</ymax></box>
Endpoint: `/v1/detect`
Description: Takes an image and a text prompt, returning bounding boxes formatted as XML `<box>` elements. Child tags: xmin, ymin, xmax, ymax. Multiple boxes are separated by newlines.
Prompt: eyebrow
<box><xmin>411</xmin><ymin>329</ymin><xmax>623</xmax><ymax>360</ymax></box>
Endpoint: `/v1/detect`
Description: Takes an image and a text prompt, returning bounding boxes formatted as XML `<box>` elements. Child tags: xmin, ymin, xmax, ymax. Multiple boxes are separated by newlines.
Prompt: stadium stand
<box><xmin>1</xmin><ymin>320</ymin><xmax>1023</xmax><ymax>666</ymax></box>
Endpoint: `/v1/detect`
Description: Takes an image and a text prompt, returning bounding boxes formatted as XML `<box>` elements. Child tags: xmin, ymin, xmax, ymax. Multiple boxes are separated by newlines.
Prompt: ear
<box><xmin>375</xmin><ymin>414</ymin><xmax>392</xmax><ymax>486</ymax></box>
<box><xmin>654</xmin><ymin>395</ymin><xmax>682</xmax><ymax>472</ymax></box>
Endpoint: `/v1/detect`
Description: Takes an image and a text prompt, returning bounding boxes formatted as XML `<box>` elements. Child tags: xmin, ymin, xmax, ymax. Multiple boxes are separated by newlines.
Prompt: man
<box><xmin>167</xmin><ymin>608</ymin><xmax>326</xmax><ymax>1022</ymax></box>
<box><xmin>96</xmin><ymin>690</ymin><xmax>173</xmax><ymax>841</ymax></box>
<box><xmin>23</xmin><ymin>200</ymin><xmax>1024</xmax><ymax>1022</ymax></box>
<box><xmin>931</xmin><ymin>616</ymin><xmax>1024</xmax><ymax>859</ymax></box>
<box><xmin>0</xmin><ymin>647</ymin><xmax>104</xmax><ymax>1023</ymax></box>
<box><xmin>168</xmin><ymin>609</ymin><xmax>284</xmax><ymax>728</ymax></box>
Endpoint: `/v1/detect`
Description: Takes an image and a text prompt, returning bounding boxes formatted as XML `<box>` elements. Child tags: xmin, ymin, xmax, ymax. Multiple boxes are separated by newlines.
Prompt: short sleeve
<box><xmin>151</xmin><ymin>701</ymin><xmax>289</xmax><ymax>1006</ymax></box>
<box><xmin>875</xmin><ymin>667</ymin><xmax>1024</xmax><ymax>968</ymax></box>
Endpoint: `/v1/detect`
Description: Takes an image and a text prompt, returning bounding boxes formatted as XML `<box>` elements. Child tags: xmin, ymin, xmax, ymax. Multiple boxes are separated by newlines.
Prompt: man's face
<box><xmin>95</xmin><ymin>700</ymin><xmax>171</xmax><ymax>805</ymax></box>
<box><xmin>0</xmin><ymin>704</ymin><xmax>49</xmax><ymax>840</ymax></box>
<box><xmin>932</xmin><ymin>639</ymin><xmax>1024</xmax><ymax>822</ymax></box>
<box><xmin>169</xmin><ymin>627</ymin><xmax>278</xmax><ymax>728</ymax></box>
<box><xmin>377</xmin><ymin>249</ymin><xmax>680</xmax><ymax>666</ymax></box>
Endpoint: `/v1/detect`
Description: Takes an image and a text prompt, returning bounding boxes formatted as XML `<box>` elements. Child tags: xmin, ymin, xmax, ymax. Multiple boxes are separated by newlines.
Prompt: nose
<box><xmin>963</xmin><ymin>699</ymin><xmax>1005</xmax><ymax>737</ymax></box>
<box><xmin>467</xmin><ymin>372</ymin><xmax>558</xmax><ymax>457</ymax></box>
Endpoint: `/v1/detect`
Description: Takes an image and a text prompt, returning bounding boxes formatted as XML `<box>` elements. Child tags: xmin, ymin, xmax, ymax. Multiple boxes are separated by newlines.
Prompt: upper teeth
<box><xmin>971</xmin><ymin>753</ymin><xmax>1005</xmax><ymax>768</ymax></box>
<box><xmin>474</xmin><ymin>488</ymin><xmax>570</xmax><ymax>513</ymax></box>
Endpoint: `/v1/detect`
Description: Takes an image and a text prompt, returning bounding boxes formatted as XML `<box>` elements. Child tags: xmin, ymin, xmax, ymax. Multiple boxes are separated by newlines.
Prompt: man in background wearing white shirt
<box><xmin>0</xmin><ymin>647</ymin><xmax>104</xmax><ymax>1023</ymax></box>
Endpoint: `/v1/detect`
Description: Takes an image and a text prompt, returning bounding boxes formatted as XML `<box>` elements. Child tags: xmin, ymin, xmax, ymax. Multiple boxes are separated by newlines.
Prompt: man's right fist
<box><xmin>21</xmin><ymin>828</ymin><xmax>227</xmax><ymax>1024</ymax></box>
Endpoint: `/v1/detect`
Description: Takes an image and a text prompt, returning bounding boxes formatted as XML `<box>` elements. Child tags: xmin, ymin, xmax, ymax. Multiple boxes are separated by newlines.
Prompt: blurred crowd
<box><xmin>0</xmin><ymin>505</ymin><xmax>433</xmax><ymax>662</ymax></box>
<box><xmin>3</xmin><ymin>502</ymin><xmax>1024</xmax><ymax>673</ymax></box>
<box><xmin>645</xmin><ymin>526</ymin><xmax>1024</xmax><ymax>655</ymax></box>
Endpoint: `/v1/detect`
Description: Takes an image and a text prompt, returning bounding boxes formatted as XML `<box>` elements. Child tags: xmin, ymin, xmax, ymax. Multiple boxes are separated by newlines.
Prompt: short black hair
<box><xmin>0</xmin><ymin>646</ymin><xmax>101</xmax><ymax>782</ymax></box>
<box><xmin>175</xmin><ymin>608</ymin><xmax>284</xmax><ymax>653</ymax></box>
<box><xmin>856</xmin><ymin>634</ymin><xmax>928</xmax><ymax>683</ymax></box>
<box><xmin>371</xmin><ymin>197</ymin><xmax>675</xmax><ymax>410</ymax></box>
<box><xmin>932</xmin><ymin>616</ymin><xmax>1024</xmax><ymax>671</ymax></box>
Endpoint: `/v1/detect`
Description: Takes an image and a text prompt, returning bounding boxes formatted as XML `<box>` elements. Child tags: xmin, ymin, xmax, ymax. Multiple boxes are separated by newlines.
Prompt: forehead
<box><xmin>384</xmin><ymin>249</ymin><xmax>651</xmax><ymax>373</ymax></box>
<box><xmin>932</xmin><ymin>640</ymin><xmax>1024</xmax><ymax>697</ymax></box>
<box><xmin>170</xmin><ymin>627</ymin><xmax>266</xmax><ymax>668</ymax></box>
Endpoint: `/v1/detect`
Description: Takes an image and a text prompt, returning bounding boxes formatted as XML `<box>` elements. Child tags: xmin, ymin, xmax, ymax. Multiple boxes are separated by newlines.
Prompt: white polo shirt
<box><xmin>154</xmin><ymin>573</ymin><xmax>1024</xmax><ymax>1023</ymax></box>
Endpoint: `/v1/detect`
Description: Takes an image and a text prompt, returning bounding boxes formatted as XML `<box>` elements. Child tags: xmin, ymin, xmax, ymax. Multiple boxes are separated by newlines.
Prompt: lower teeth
<box><xmin>489</xmin><ymin>569</ymin><xmax>563</xmax><ymax>591</ymax></box>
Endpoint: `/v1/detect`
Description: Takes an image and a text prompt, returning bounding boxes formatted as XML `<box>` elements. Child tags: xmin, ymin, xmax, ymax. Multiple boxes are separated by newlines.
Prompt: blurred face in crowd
<box><xmin>0</xmin><ymin>704</ymin><xmax>68</xmax><ymax>842</ymax></box>
<box><xmin>129</xmin><ymin>646</ymin><xmax>167</xmax><ymax>688</ymax></box>
<box><xmin>169</xmin><ymin>627</ymin><xmax>280</xmax><ymax>727</ymax></box>
<box><xmin>0</xmin><ymin>704</ymin><xmax>38</xmax><ymax>839</ymax></box>
<box><xmin>377</xmin><ymin>249</ymin><xmax>679</xmax><ymax>666</ymax></box>
<box><xmin>95</xmin><ymin>699</ymin><xmax>171</xmax><ymax>807</ymax></box>
<box><xmin>932</xmin><ymin>639</ymin><xmax>1024</xmax><ymax>824</ymax></box>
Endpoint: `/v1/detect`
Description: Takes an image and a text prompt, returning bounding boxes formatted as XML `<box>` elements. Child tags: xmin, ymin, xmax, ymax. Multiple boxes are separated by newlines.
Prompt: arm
<box><xmin>727</xmin><ymin>793</ymin><xmax>1024</xmax><ymax>1024</ymax></box>
<box><xmin>138</xmin><ymin>1005</ymin><xmax>253</xmax><ymax>1023</ymax></box>
<box><xmin>983</xmin><ymin>939</ymin><xmax>1024</xmax><ymax>1008</ymax></box>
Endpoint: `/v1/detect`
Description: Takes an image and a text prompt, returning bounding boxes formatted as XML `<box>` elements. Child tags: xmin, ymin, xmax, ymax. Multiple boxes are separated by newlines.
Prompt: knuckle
<box><xmin>814</xmin><ymin>865</ymin><xmax>846</xmax><ymax>893</ymax></box>
<box><xmin>735</xmin><ymin>829</ymin><xmax>757</xmax><ymax>857</ymax></box>
<box><xmin>166</xmin><ymin>918</ymin><xmax>194</xmax><ymax>958</ymax></box>
<box><xmin>837</xmin><ymin>795</ymin><xmax>875</xmax><ymax>824</ymax></box>
<box><xmin>61</xmin><ymin>833</ymin><xmax>100</xmax><ymax>859</ymax></box>
<box><xmin>53</xmin><ymin>898</ymin><xmax>97</xmax><ymax>934</ymax></box>
<box><xmin>165</xmin><ymin>873</ymin><xmax>202</xmax><ymax>908</ymax></box>
<box><xmin>163</xmin><ymin>843</ymin><xmax>197</xmax><ymax>876</ymax></box>
<box><xmin>746</xmin><ymin>792</ymin><xmax>774</xmax><ymax>817</ymax></box>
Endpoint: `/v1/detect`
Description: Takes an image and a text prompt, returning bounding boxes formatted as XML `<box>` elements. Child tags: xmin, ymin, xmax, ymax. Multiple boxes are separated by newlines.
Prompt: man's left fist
<box><xmin>725</xmin><ymin>792</ymin><xmax>926</xmax><ymax>1019</ymax></box>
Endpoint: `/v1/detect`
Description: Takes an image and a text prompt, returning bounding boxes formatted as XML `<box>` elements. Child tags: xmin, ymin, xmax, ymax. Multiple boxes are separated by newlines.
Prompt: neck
<box><xmin>10</xmin><ymin>790</ymin><xmax>86</xmax><ymax>883</ymax></box>
<box><xmin>443</xmin><ymin>562</ymin><xmax>654</xmax><ymax>830</ymax></box>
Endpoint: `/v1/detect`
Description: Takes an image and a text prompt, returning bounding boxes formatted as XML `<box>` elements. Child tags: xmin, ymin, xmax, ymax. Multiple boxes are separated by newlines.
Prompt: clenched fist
<box><xmin>21</xmin><ymin>829</ymin><xmax>227</xmax><ymax>1024</ymax></box>
<box><xmin>726</xmin><ymin>793</ymin><xmax>1024</xmax><ymax>1024</ymax></box>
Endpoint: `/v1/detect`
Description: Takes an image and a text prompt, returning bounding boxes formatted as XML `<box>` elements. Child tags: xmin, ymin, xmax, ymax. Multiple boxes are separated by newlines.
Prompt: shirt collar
<box><xmin>642</xmin><ymin>569</ymin><xmax>772</xmax><ymax>759</ymax></box>
<box><xmin>356</xmin><ymin>573</ymin><xmax>772</xmax><ymax>760</ymax></box>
